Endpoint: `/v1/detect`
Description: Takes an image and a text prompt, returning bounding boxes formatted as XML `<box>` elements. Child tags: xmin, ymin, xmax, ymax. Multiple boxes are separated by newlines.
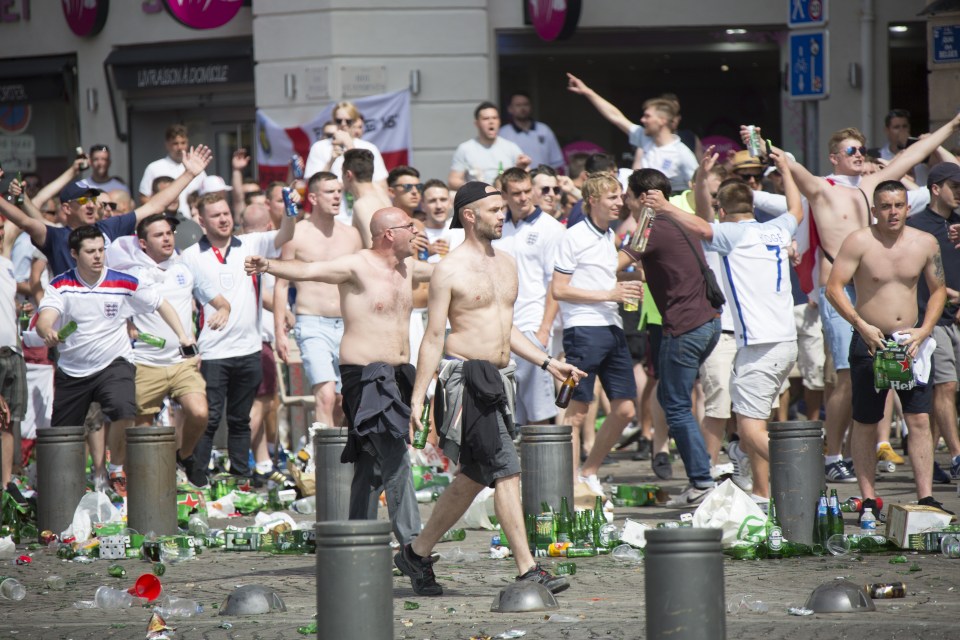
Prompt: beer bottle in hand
<box><xmin>555</xmin><ymin>376</ymin><xmax>575</xmax><ymax>409</ymax></box>
<box><xmin>413</xmin><ymin>399</ymin><xmax>430</xmax><ymax>449</ymax></box>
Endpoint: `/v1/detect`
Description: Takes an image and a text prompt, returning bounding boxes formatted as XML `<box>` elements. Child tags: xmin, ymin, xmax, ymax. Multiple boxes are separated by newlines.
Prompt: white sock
<box><xmin>824</xmin><ymin>454</ymin><xmax>842</xmax><ymax>465</ymax></box>
<box><xmin>256</xmin><ymin>460</ymin><xmax>273</xmax><ymax>474</ymax></box>
<box><xmin>876</xmin><ymin>441</ymin><xmax>890</xmax><ymax>451</ymax></box>
<box><xmin>108</xmin><ymin>463</ymin><xmax>123</xmax><ymax>474</ymax></box>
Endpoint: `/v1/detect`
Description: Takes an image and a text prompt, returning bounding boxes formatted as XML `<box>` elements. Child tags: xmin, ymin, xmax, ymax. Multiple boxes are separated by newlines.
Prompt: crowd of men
<box><xmin>2</xmin><ymin>80</ymin><xmax>960</xmax><ymax>596</ymax></box>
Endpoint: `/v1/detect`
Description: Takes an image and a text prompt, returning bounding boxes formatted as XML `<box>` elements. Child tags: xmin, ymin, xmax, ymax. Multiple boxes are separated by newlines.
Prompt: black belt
<box><xmin>721</xmin><ymin>330</ymin><xmax>735</xmax><ymax>335</ymax></box>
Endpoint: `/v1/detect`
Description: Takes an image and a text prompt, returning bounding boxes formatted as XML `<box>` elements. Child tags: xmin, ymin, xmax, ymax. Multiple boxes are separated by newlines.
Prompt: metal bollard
<box><xmin>126</xmin><ymin>426</ymin><xmax>178</xmax><ymax>536</ymax></box>
<box><xmin>769</xmin><ymin>420</ymin><xmax>825</xmax><ymax>546</ymax></box>
<box><xmin>315</xmin><ymin>520</ymin><xmax>393</xmax><ymax>640</ymax></box>
<box><xmin>645</xmin><ymin>528</ymin><xmax>725</xmax><ymax>640</ymax></box>
<box><xmin>314</xmin><ymin>426</ymin><xmax>353</xmax><ymax>522</ymax></box>
<box><xmin>520</xmin><ymin>424</ymin><xmax>573</xmax><ymax>518</ymax></box>
<box><xmin>36</xmin><ymin>426</ymin><xmax>86</xmax><ymax>539</ymax></box>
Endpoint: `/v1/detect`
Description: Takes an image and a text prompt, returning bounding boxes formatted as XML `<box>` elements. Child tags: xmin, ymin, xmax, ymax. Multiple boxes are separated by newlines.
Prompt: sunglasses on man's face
<box><xmin>102</xmin><ymin>202</ymin><xmax>118</xmax><ymax>211</ymax></box>
<box><xmin>335</xmin><ymin>118</ymin><xmax>354</xmax><ymax>125</ymax></box>
<box><xmin>394</xmin><ymin>183</ymin><xmax>424</xmax><ymax>194</ymax></box>
<box><xmin>737</xmin><ymin>172</ymin><xmax>764</xmax><ymax>182</ymax></box>
<box><xmin>841</xmin><ymin>146</ymin><xmax>867</xmax><ymax>157</ymax></box>
<box><xmin>74</xmin><ymin>196</ymin><xmax>95</xmax><ymax>205</ymax></box>
<box><xmin>540</xmin><ymin>186</ymin><xmax>561</xmax><ymax>196</ymax></box>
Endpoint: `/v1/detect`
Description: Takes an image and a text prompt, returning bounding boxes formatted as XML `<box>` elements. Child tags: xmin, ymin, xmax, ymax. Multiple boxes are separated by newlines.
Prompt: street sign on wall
<box><xmin>789</xmin><ymin>30</ymin><xmax>828</xmax><ymax>100</ymax></box>
<box><xmin>788</xmin><ymin>0</ymin><xmax>827</xmax><ymax>28</ymax></box>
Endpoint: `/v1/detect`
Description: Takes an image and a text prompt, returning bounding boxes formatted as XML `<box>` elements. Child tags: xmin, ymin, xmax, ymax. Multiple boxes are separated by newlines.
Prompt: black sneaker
<box><xmin>632</xmin><ymin>436</ymin><xmax>652</xmax><ymax>461</ymax></box>
<box><xmin>933</xmin><ymin>462</ymin><xmax>952</xmax><ymax>485</ymax></box>
<box><xmin>652</xmin><ymin>452</ymin><xmax>673</xmax><ymax>480</ymax></box>
<box><xmin>516</xmin><ymin>563</ymin><xmax>570</xmax><ymax>594</ymax></box>
<box><xmin>178</xmin><ymin>452</ymin><xmax>209</xmax><ymax>488</ymax></box>
<box><xmin>918</xmin><ymin>496</ymin><xmax>955</xmax><ymax>515</ymax></box>
<box><xmin>394</xmin><ymin>544</ymin><xmax>443</xmax><ymax>596</ymax></box>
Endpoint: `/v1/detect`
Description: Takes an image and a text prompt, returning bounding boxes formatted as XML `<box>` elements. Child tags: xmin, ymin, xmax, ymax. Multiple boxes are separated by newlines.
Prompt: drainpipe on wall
<box><xmin>861</xmin><ymin>0</ymin><xmax>875</xmax><ymax>144</ymax></box>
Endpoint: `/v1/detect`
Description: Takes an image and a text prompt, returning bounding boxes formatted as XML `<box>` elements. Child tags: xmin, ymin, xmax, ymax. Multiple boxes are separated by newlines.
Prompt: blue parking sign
<box><xmin>788</xmin><ymin>0</ymin><xmax>827</xmax><ymax>28</ymax></box>
<box><xmin>789</xmin><ymin>31</ymin><xmax>828</xmax><ymax>100</ymax></box>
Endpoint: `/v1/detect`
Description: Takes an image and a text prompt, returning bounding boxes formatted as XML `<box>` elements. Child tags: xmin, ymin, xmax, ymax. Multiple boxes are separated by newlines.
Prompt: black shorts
<box><xmin>645</xmin><ymin>324</ymin><xmax>663</xmax><ymax>380</ymax></box>
<box><xmin>849</xmin><ymin>332</ymin><xmax>932</xmax><ymax>424</ymax></box>
<box><xmin>52</xmin><ymin>358</ymin><xmax>137</xmax><ymax>427</ymax></box>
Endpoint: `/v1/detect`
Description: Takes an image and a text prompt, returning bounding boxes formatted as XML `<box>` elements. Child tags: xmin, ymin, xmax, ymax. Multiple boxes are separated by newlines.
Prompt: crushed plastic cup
<box><xmin>727</xmin><ymin>594</ymin><xmax>768</xmax><ymax>615</ymax></box>
<box><xmin>0</xmin><ymin>577</ymin><xmax>26</xmax><ymax>601</ymax></box>
<box><xmin>155</xmin><ymin>594</ymin><xmax>203</xmax><ymax>618</ymax></box>
<box><xmin>43</xmin><ymin>575</ymin><xmax>67</xmax><ymax>591</ymax></box>
<box><xmin>826</xmin><ymin>534</ymin><xmax>851</xmax><ymax>557</ymax></box>
<box><xmin>611</xmin><ymin>544</ymin><xmax>643</xmax><ymax>563</ymax></box>
<box><xmin>787</xmin><ymin>606</ymin><xmax>815</xmax><ymax>616</ymax></box>
<box><xmin>94</xmin><ymin>585</ymin><xmax>137</xmax><ymax>609</ymax></box>
<box><xmin>129</xmin><ymin>573</ymin><xmax>163</xmax><ymax>602</ymax></box>
<box><xmin>941</xmin><ymin>534</ymin><xmax>960</xmax><ymax>559</ymax></box>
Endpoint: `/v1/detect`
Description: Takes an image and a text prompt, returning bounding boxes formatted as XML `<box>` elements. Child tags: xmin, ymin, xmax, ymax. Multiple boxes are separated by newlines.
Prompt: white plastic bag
<box><xmin>63</xmin><ymin>491</ymin><xmax>122</xmax><ymax>541</ymax></box>
<box><xmin>691</xmin><ymin>479</ymin><xmax>767</xmax><ymax>547</ymax></box>
<box><xmin>454</xmin><ymin>486</ymin><xmax>497</xmax><ymax>530</ymax></box>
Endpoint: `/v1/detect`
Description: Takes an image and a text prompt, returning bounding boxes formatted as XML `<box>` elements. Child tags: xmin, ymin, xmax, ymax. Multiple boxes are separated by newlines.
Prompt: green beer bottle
<box><xmin>815</xmin><ymin>490</ymin><xmax>829</xmax><ymax>545</ymax></box>
<box><xmin>58</xmin><ymin>320</ymin><xmax>78</xmax><ymax>341</ymax></box>
<box><xmin>14</xmin><ymin>171</ymin><xmax>24</xmax><ymax>206</ymax></box>
<box><xmin>828</xmin><ymin>489</ymin><xmax>844</xmax><ymax>536</ymax></box>
<box><xmin>766</xmin><ymin>497</ymin><xmax>783</xmax><ymax>559</ymax></box>
<box><xmin>413</xmin><ymin>399</ymin><xmax>430</xmax><ymax>449</ymax></box>
<box><xmin>556</xmin><ymin>497</ymin><xmax>572</xmax><ymax>544</ymax></box>
<box><xmin>592</xmin><ymin>496</ymin><xmax>605</xmax><ymax>547</ymax></box>
<box><xmin>137</xmin><ymin>332</ymin><xmax>166</xmax><ymax>348</ymax></box>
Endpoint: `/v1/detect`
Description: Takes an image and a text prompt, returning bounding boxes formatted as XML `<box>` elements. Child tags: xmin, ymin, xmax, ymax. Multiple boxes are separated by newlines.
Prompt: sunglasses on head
<box><xmin>841</xmin><ymin>146</ymin><xmax>867</xmax><ymax>157</ymax></box>
<box><xmin>540</xmin><ymin>186</ymin><xmax>561</xmax><ymax>195</ymax></box>
<box><xmin>394</xmin><ymin>183</ymin><xmax>424</xmax><ymax>193</ymax></box>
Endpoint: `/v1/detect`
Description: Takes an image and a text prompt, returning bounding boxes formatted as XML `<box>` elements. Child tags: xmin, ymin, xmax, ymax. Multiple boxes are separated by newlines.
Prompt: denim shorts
<box><xmin>562</xmin><ymin>325</ymin><xmax>637</xmax><ymax>403</ymax></box>
<box><xmin>294</xmin><ymin>315</ymin><xmax>344</xmax><ymax>392</ymax></box>
<box><xmin>819</xmin><ymin>285</ymin><xmax>855</xmax><ymax>371</ymax></box>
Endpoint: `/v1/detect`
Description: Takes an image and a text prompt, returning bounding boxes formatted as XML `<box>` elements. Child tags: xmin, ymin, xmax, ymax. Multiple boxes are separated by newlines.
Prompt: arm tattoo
<box><xmin>933</xmin><ymin>249</ymin><xmax>945</xmax><ymax>287</ymax></box>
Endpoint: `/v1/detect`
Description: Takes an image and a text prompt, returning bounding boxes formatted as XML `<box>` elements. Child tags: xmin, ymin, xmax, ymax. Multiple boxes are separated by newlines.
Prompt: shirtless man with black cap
<box><xmin>394</xmin><ymin>181</ymin><xmax>585</xmax><ymax>597</ymax></box>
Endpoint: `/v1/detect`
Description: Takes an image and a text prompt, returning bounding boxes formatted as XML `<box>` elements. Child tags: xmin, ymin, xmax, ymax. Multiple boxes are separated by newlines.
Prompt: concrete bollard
<box><xmin>313</xmin><ymin>426</ymin><xmax>353</xmax><ymax>522</ymax></box>
<box><xmin>520</xmin><ymin>424</ymin><xmax>573</xmax><ymax>518</ymax></box>
<box><xmin>645</xmin><ymin>528</ymin><xmax>725</xmax><ymax>640</ymax></box>
<box><xmin>126</xmin><ymin>426</ymin><xmax>178</xmax><ymax>536</ymax></box>
<box><xmin>769</xmin><ymin>420</ymin><xmax>825</xmax><ymax>546</ymax></box>
<box><xmin>36</xmin><ymin>426</ymin><xmax>86</xmax><ymax>539</ymax></box>
<box><xmin>315</xmin><ymin>520</ymin><xmax>393</xmax><ymax>640</ymax></box>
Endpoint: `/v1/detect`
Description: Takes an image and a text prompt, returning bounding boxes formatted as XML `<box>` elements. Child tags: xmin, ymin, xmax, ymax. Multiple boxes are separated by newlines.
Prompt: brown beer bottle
<box><xmin>555</xmin><ymin>376</ymin><xmax>575</xmax><ymax>409</ymax></box>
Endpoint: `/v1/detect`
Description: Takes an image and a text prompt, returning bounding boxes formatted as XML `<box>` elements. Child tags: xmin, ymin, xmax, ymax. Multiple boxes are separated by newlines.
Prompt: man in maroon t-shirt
<box><xmin>620</xmin><ymin>168</ymin><xmax>722</xmax><ymax>507</ymax></box>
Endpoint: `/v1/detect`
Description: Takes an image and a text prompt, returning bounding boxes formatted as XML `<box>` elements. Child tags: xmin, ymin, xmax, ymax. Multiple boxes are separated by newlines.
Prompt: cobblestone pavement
<box><xmin>0</xmin><ymin>446</ymin><xmax>958</xmax><ymax>639</ymax></box>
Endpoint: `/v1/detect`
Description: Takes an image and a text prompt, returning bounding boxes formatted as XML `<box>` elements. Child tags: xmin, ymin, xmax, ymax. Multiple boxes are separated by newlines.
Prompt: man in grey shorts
<box><xmin>396</xmin><ymin>181</ymin><xmax>583</xmax><ymax>596</ymax></box>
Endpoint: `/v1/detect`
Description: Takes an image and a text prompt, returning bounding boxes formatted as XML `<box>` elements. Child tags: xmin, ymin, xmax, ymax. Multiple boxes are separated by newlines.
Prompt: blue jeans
<box><xmin>657</xmin><ymin>318</ymin><xmax>720</xmax><ymax>488</ymax></box>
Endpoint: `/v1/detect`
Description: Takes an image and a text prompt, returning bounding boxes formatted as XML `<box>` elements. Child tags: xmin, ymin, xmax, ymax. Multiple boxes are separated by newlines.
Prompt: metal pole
<box><xmin>126</xmin><ymin>426</ymin><xmax>178</xmax><ymax>536</ymax></box>
<box><xmin>520</xmin><ymin>424</ymin><xmax>574</xmax><ymax>518</ymax></box>
<box><xmin>314</xmin><ymin>426</ymin><xmax>352</xmax><ymax>522</ymax></box>
<box><xmin>769</xmin><ymin>420</ymin><xmax>825</xmax><ymax>546</ymax></box>
<box><xmin>36</xmin><ymin>426</ymin><xmax>86</xmax><ymax>539</ymax></box>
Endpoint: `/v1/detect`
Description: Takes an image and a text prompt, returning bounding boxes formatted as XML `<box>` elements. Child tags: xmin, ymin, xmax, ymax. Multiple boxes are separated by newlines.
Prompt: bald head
<box><xmin>241</xmin><ymin>203</ymin><xmax>272</xmax><ymax>233</ymax></box>
<box><xmin>369</xmin><ymin>207</ymin><xmax>409</xmax><ymax>237</ymax></box>
<box><xmin>109</xmin><ymin>190</ymin><xmax>134</xmax><ymax>214</ymax></box>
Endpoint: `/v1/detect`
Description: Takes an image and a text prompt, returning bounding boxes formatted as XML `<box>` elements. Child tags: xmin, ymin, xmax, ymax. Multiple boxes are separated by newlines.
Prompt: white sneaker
<box><xmin>726</xmin><ymin>440</ymin><xmax>753</xmax><ymax>493</ymax></box>
<box><xmin>666</xmin><ymin>484</ymin><xmax>714</xmax><ymax>508</ymax></box>
<box><xmin>578</xmin><ymin>474</ymin><xmax>605</xmax><ymax>497</ymax></box>
<box><xmin>750</xmin><ymin>494</ymin><xmax>769</xmax><ymax>515</ymax></box>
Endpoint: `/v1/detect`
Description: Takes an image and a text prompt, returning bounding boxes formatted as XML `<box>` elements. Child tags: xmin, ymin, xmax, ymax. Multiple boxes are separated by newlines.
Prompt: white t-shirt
<box><xmin>38</xmin><ymin>268</ymin><xmax>162</xmax><ymax>377</ymax></box>
<box><xmin>554</xmin><ymin>214</ymin><xmax>621</xmax><ymax>329</ymax></box>
<box><xmin>180</xmin><ymin>232</ymin><xmax>280</xmax><ymax>360</ymax></box>
<box><xmin>303</xmin><ymin>138</ymin><xmax>388</xmax><ymax>222</ymax></box>
<box><xmin>138</xmin><ymin>155</ymin><xmax>206</xmax><ymax>218</ymax></box>
<box><xmin>0</xmin><ymin>256</ymin><xmax>17</xmax><ymax>352</ymax></box>
<box><xmin>422</xmin><ymin>222</ymin><xmax>465</xmax><ymax>264</ymax></box>
<box><xmin>450</xmin><ymin>137</ymin><xmax>523</xmax><ymax>184</ymax></box>
<box><xmin>628</xmin><ymin>127</ymin><xmax>698</xmax><ymax>192</ymax></box>
<box><xmin>261</xmin><ymin>271</ymin><xmax>276</xmax><ymax>344</ymax></box>
<box><xmin>493</xmin><ymin>208</ymin><xmax>565</xmax><ymax>333</ymax></box>
<box><xmin>498</xmin><ymin>121</ymin><xmax>564</xmax><ymax>170</ymax></box>
<box><xmin>705</xmin><ymin>215</ymin><xmax>798</xmax><ymax>347</ymax></box>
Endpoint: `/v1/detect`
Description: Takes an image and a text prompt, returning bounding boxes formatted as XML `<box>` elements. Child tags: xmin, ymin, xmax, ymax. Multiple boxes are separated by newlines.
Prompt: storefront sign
<box><xmin>0</xmin><ymin>105</ymin><xmax>31</xmax><ymax>134</ymax></box>
<box><xmin>112</xmin><ymin>60</ymin><xmax>253</xmax><ymax>90</ymax></box>
<box><xmin>0</xmin><ymin>134</ymin><xmax>36</xmax><ymax>172</ymax></box>
<box><xmin>0</xmin><ymin>0</ymin><xmax>30</xmax><ymax>22</ymax></box>
<box><xmin>0</xmin><ymin>77</ymin><xmax>63</xmax><ymax>103</ymax></box>
<box><xmin>163</xmin><ymin>0</ymin><xmax>242</xmax><ymax>30</ymax></box>
<box><xmin>62</xmin><ymin>0</ymin><xmax>108</xmax><ymax>37</ymax></box>
<box><xmin>527</xmin><ymin>0</ymin><xmax>580</xmax><ymax>41</ymax></box>
<box><xmin>933</xmin><ymin>25</ymin><xmax>960</xmax><ymax>64</ymax></box>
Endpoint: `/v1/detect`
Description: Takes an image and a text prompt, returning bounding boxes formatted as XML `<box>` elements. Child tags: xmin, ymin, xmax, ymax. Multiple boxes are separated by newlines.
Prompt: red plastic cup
<box><xmin>128</xmin><ymin>573</ymin><xmax>163</xmax><ymax>602</ymax></box>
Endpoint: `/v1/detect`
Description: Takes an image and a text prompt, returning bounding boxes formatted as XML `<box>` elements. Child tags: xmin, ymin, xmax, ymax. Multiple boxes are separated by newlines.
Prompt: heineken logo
<box><xmin>897</xmin><ymin>358</ymin><xmax>910</xmax><ymax>372</ymax></box>
<box><xmin>178</xmin><ymin>494</ymin><xmax>200</xmax><ymax>509</ymax></box>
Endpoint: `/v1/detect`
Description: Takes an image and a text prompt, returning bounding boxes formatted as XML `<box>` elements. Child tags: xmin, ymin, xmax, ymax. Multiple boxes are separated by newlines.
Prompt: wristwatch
<box><xmin>540</xmin><ymin>356</ymin><xmax>552</xmax><ymax>371</ymax></box>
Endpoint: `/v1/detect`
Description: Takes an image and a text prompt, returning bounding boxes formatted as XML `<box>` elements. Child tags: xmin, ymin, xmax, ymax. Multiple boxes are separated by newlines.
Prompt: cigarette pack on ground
<box><xmin>619</xmin><ymin>518</ymin><xmax>651</xmax><ymax>548</ymax></box>
<box><xmin>884</xmin><ymin>503</ymin><xmax>955</xmax><ymax>549</ymax></box>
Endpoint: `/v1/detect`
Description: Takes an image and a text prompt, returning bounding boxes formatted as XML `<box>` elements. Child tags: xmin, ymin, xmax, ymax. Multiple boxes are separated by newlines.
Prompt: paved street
<box><xmin>1</xmin><ymin>446</ymin><xmax>958</xmax><ymax>640</ymax></box>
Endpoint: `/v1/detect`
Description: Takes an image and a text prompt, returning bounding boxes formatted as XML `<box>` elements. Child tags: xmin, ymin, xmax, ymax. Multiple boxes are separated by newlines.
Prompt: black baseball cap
<box><xmin>927</xmin><ymin>162</ymin><xmax>960</xmax><ymax>189</ymax></box>
<box><xmin>59</xmin><ymin>180</ymin><xmax>101</xmax><ymax>203</ymax></box>
<box><xmin>451</xmin><ymin>181</ymin><xmax>501</xmax><ymax>229</ymax></box>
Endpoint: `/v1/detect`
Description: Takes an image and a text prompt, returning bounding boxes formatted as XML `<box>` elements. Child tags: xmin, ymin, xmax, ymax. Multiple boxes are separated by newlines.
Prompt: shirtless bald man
<box><xmin>247</xmin><ymin>207</ymin><xmax>432</xmax><ymax>544</ymax></box>
<box><xmin>274</xmin><ymin>171</ymin><xmax>362</xmax><ymax>427</ymax></box>
<box><xmin>394</xmin><ymin>181</ymin><xmax>584</xmax><ymax>597</ymax></box>
<box><xmin>344</xmin><ymin>148</ymin><xmax>391</xmax><ymax>248</ymax></box>
<box><xmin>826</xmin><ymin>180</ymin><xmax>951</xmax><ymax>519</ymax></box>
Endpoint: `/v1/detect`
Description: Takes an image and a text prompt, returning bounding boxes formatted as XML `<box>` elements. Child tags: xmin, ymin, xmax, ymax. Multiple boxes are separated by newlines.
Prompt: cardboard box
<box><xmin>884</xmin><ymin>503</ymin><xmax>954</xmax><ymax>549</ymax></box>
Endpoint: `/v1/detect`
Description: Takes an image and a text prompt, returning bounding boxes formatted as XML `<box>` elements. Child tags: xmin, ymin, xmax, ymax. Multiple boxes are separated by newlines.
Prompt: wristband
<box><xmin>540</xmin><ymin>357</ymin><xmax>552</xmax><ymax>371</ymax></box>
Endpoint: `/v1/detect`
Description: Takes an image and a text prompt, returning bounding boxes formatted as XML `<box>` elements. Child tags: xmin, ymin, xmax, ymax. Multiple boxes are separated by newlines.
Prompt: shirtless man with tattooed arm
<box><xmin>826</xmin><ymin>180</ymin><xmax>950</xmax><ymax>518</ymax></box>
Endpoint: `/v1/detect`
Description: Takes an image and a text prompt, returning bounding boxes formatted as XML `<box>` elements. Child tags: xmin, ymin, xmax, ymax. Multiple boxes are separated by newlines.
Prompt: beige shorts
<box><xmin>700</xmin><ymin>332</ymin><xmax>737</xmax><ymax>419</ymax></box>
<box><xmin>135</xmin><ymin>359</ymin><xmax>205</xmax><ymax>416</ymax></box>
<box><xmin>731</xmin><ymin>341</ymin><xmax>798</xmax><ymax>420</ymax></box>
<box><xmin>794</xmin><ymin>303</ymin><xmax>825</xmax><ymax>390</ymax></box>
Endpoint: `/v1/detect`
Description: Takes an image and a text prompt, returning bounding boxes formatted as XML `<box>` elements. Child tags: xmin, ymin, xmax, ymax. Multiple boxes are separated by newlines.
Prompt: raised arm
<box><xmin>0</xmin><ymin>189</ymin><xmax>48</xmax><ymax>248</ymax></box>
<box><xmin>246</xmin><ymin>252</ymin><xmax>357</xmax><ymax>285</ymax></box>
<box><xmin>694</xmin><ymin>147</ymin><xmax>720</xmax><ymax>223</ymax></box>
<box><xmin>134</xmin><ymin>145</ymin><xmax>212</xmax><ymax>221</ymax></box>
<box><xmin>739</xmin><ymin>125</ymin><xmax>824</xmax><ymax>200</ymax></box>
<box><xmin>771</xmin><ymin>147</ymin><xmax>804</xmax><ymax>225</ymax></box>
<box><xmin>642</xmin><ymin>189</ymin><xmax>714</xmax><ymax>242</ymax></box>
<box><xmin>870</xmin><ymin>112</ymin><xmax>960</xmax><ymax>188</ymax></box>
<box><xmin>31</xmin><ymin>159</ymin><xmax>83</xmax><ymax>217</ymax></box>
<box><xmin>566</xmin><ymin>73</ymin><xmax>636</xmax><ymax>135</ymax></box>
<box><xmin>230</xmin><ymin>149</ymin><xmax>250</xmax><ymax>221</ymax></box>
